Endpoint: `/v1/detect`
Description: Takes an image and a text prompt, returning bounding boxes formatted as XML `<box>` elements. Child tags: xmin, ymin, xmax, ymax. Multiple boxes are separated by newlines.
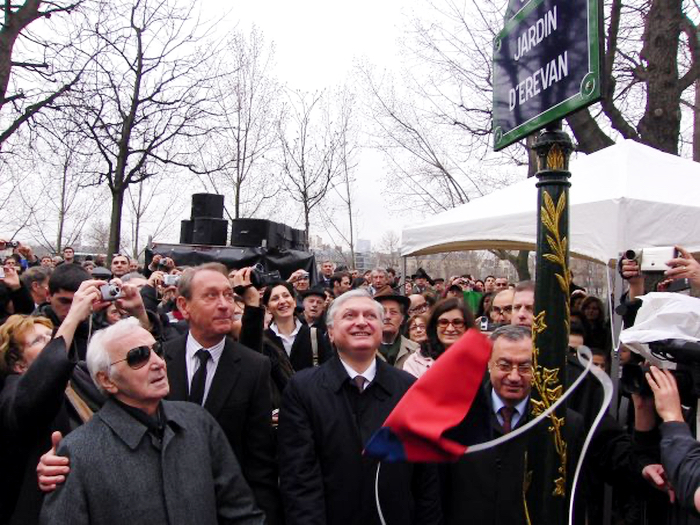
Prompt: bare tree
<box><xmin>30</xmin><ymin>131</ymin><xmax>103</xmax><ymax>253</ymax></box>
<box><xmin>124</xmin><ymin>175</ymin><xmax>183</xmax><ymax>260</ymax></box>
<box><xmin>0</xmin><ymin>0</ymin><xmax>89</xmax><ymax>147</ymax></box>
<box><xmin>316</xmin><ymin>85</ymin><xmax>360</xmax><ymax>268</ymax></box>
<box><xmin>66</xmin><ymin>0</ymin><xmax>223</xmax><ymax>259</ymax></box>
<box><xmin>277</xmin><ymin>89</ymin><xmax>344</xmax><ymax>238</ymax></box>
<box><xmin>376</xmin><ymin>230</ymin><xmax>402</xmax><ymax>269</ymax></box>
<box><xmin>196</xmin><ymin>26</ymin><xmax>282</xmax><ymax>220</ymax></box>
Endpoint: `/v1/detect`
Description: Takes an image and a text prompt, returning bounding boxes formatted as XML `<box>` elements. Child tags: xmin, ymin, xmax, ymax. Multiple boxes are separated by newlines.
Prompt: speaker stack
<box><xmin>180</xmin><ymin>193</ymin><xmax>228</xmax><ymax>245</ymax></box>
<box><xmin>230</xmin><ymin>219</ymin><xmax>307</xmax><ymax>250</ymax></box>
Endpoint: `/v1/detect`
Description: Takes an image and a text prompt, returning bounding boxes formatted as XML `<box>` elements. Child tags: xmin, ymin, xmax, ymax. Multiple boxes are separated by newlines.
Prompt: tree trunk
<box><xmin>514</xmin><ymin>250</ymin><xmax>531</xmax><ymax>280</ymax></box>
<box><xmin>566</xmin><ymin>108</ymin><xmax>615</xmax><ymax>154</ymax></box>
<box><xmin>108</xmin><ymin>187</ymin><xmax>125</xmax><ymax>261</ymax></box>
<box><xmin>638</xmin><ymin>0</ymin><xmax>683</xmax><ymax>155</ymax></box>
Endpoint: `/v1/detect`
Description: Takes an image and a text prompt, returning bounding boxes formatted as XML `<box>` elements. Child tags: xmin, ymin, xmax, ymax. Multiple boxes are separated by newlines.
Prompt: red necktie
<box><xmin>499</xmin><ymin>406</ymin><xmax>515</xmax><ymax>433</ymax></box>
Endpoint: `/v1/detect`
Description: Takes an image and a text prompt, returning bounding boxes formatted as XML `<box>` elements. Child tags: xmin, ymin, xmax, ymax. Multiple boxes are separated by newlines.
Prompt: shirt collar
<box><xmin>491</xmin><ymin>388</ymin><xmax>529</xmax><ymax>418</ymax></box>
<box><xmin>185</xmin><ymin>332</ymin><xmax>226</xmax><ymax>364</ymax></box>
<box><xmin>338</xmin><ymin>355</ymin><xmax>377</xmax><ymax>383</ymax></box>
<box><xmin>269</xmin><ymin>318</ymin><xmax>302</xmax><ymax>339</ymax></box>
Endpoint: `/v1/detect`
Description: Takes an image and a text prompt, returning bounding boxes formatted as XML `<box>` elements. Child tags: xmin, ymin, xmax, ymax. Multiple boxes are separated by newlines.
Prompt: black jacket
<box><xmin>0</xmin><ymin>338</ymin><xmax>103</xmax><ymax>525</ymax></box>
<box><xmin>32</xmin><ymin>304</ymin><xmax>90</xmax><ymax>361</ymax></box>
<box><xmin>265</xmin><ymin>323</ymin><xmax>334</xmax><ymax>372</ymax></box>
<box><xmin>278</xmin><ymin>355</ymin><xmax>442</xmax><ymax>525</ymax></box>
<box><xmin>163</xmin><ymin>334</ymin><xmax>283</xmax><ymax>525</ymax></box>
<box><xmin>442</xmin><ymin>380</ymin><xmax>645</xmax><ymax>525</ymax></box>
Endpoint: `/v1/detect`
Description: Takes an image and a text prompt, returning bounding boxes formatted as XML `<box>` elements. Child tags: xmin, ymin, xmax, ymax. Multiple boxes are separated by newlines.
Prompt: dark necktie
<box><xmin>352</xmin><ymin>375</ymin><xmax>367</xmax><ymax>393</ymax></box>
<box><xmin>189</xmin><ymin>349</ymin><xmax>211</xmax><ymax>405</ymax></box>
<box><xmin>500</xmin><ymin>406</ymin><xmax>515</xmax><ymax>433</ymax></box>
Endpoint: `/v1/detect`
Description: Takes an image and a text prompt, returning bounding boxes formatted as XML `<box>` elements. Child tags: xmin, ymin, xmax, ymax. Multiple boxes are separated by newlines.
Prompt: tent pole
<box><xmin>401</xmin><ymin>257</ymin><xmax>407</xmax><ymax>295</ymax></box>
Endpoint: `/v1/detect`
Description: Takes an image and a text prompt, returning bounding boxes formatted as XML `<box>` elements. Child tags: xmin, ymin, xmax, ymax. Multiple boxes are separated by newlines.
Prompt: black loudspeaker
<box><xmin>291</xmin><ymin>228</ymin><xmax>307</xmax><ymax>250</ymax></box>
<box><xmin>191</xmin><ymin>193</ymin><xmax>224</xmax><ymax>219</ymax></box>
<box><xmin>180</xmin><ymin>220</ymin><xmax>194</xmax><ymax>244</ymax></box>
<box><xmin>192</xmin><ymin>218</ymin><xmax>228</xmax><ymax>246</ymax></box>
<box><xmin>230</xmin><ymin>219</ymin><xmax>276</xmax><ymax>247</ymax></box>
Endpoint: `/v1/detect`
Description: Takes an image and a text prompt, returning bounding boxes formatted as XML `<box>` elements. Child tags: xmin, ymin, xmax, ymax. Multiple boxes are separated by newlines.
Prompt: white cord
<box><xmin>375</xmin><ymin>463</ymin><xmax>387</xmax><ymax>525</ymax></box>
<box><xmin>372</xmin><ymin>347</ymin><xmax>609</xmax><ymax>525</ymax></box>
<box><xmin>567</xmin><ymin>347</ymin><xmax>614</xmax><ymax>524</ymax></box>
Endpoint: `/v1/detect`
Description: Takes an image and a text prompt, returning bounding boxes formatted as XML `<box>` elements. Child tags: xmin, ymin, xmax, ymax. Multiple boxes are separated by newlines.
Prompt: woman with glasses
<box><xmin>0</xmin><ymin>280</ymin><xmax>105</xmax><ymax>525</ymax></box>
<box><xmin>402</xmin><ymin>298</ymin><xmax>475</xmax><ymax>379</ymax></box>
<box><xmin>406</xmin><ymin>314</ymin><xmax>428</xmax><ymax>344</ymax></box>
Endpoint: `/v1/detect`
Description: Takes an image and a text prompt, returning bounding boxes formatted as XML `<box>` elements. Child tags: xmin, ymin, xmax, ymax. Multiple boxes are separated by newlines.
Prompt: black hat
<box><xmin>413</xmin><ymin>267</ymin><xmax>434</xmax><ymax>286</ymax></box>
<box><xmin>373</xmin><ymin>289</ymin><xmax>411</xmax><ymax>313</ymax></box>
<box><xmin>300</xmin><ymin>287</ymin><xmax>327</xmax><ymax>300</ymax></box>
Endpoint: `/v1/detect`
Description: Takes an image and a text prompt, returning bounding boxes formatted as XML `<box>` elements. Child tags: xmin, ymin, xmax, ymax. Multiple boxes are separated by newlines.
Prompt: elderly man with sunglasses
<box><xmin>40</xmin><ymin>317</ymin><xmax>264</xmax><ymax>525</ymax></box>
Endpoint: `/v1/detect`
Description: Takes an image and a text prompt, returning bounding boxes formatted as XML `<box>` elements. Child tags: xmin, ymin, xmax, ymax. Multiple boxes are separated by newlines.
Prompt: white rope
<box><xmin>372</xmin><ymin>346</ymin><xmax>612</xmax><ymax>525</ymax></box>
<box><xmin>567</xmin><ymin>348</ymin><xmax>614</xmax><ymax>524</ymax></box>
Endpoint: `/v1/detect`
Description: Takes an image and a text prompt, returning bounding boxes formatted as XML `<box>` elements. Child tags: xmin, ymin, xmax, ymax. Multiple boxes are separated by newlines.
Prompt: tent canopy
<box><xmin>401</xmin><ymin>140</ymin><xmax>700</xmax><ymax>264</ymax></box>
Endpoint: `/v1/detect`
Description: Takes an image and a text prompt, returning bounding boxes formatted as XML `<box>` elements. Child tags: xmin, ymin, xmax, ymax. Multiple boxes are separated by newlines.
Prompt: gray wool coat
<box><xmin>40</xmin><ymin>399</ymin><xmax>265</xmax><ymax>525</ymax></box>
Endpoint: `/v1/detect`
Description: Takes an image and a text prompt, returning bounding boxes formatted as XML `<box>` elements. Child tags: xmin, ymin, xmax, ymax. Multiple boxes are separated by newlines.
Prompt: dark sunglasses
<box><xmin>110</xmin><ymin>342</ymin><xmax>163</xmax><ymax>370</ymax></box>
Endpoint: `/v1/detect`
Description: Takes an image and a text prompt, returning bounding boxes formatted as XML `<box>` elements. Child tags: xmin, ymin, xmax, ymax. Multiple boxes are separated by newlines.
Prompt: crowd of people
<box><xmin>0</xmin><ymin>241</ymin><xmax>699</xmax><ymax>524</ymax></box>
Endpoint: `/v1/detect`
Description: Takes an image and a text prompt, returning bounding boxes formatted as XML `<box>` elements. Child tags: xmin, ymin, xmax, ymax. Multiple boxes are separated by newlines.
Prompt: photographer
<box><xmin>0</xmin><ymin>261</ymin><xmax>35</xmax><ymax>325</ymax></box>
<box><xmin>645</xmin><ymin>366</ymin><xmax>700</xmax><ymax>515</ymax></box>
<box><xmin>230</xmin><ymin>268</ymin><xmax>294</xmax><ymax>409</ymax></box>
<box><xmin>0</xmin><ymin>280</ymin><xmax>106</xmax><ymax>525</ymax></box>
<box><xmin>619</xmin><ymin>245</ymin><xmax>700</xmax><ymax>325</ymax></box>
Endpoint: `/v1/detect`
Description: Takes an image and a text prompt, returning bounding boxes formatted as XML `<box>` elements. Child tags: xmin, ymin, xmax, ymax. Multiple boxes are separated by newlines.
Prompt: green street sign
<box><xmin>492</xmin><ymin>0</ymin><xmax>602</xmax><ymax>151</ymax></box>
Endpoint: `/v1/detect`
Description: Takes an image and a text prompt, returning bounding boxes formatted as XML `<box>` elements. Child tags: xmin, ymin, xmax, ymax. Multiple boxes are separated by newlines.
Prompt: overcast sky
<box><xmin>202</xmin><ymin>0</ymin><xmax>420</xmax><ymax>249</ymax></box>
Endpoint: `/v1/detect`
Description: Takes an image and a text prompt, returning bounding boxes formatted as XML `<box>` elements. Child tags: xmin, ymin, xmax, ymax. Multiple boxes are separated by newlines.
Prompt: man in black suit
<box><xmin>441</xmin><ymin>324</ymin><xmax>534</xmax><ymax>525</ymax></box>
<box><xmin>278</xmin><ymin>289</ymin><xmax>441</xmax><ymax>525</ymax></box>
<box><xmin>164</xmin><ymin>262</ymin><xmax>283</xmax><ymax>525</ymax></box>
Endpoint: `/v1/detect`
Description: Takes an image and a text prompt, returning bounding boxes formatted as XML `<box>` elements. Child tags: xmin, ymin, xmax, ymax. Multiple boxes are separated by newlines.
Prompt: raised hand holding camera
<box><xmin>646</xmin><ymin>366</ymin><xmax>685</xmax><ymax>423</ymax></box>
<box><xmin>666</xmin><ymin>246</ymin><xmax>700</xmax><ymax>288</ymax></box>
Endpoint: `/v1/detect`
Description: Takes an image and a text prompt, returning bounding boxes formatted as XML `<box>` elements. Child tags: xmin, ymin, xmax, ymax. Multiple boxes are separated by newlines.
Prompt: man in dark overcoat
<box><xmin>278</xmin><ymin>289</ymin><xmax>441</xmax><ymax>525</ymax></box>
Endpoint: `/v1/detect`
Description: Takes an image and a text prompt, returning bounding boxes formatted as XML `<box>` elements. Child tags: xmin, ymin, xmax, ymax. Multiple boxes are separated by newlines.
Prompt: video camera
<box><xmin>620</xmin><ymin>246</ymin><xmax>690</xmax><ymax>293</ymax></box>
<box><xmin>620</xmin><ymin>339</ymin><xmax>700</xmax><ymax>405</ymax></box>
<box><xmin>250</xmin><ymin>263</ymin><xmax>281</xmax><ymax>289</ymax></box>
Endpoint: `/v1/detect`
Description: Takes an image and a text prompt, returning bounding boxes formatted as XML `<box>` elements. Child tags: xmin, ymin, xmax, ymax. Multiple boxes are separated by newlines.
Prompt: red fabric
<box><xmin>381</xmin><ymin>329</ymin><xmax>492</xmax><ymax>462</ymax></box>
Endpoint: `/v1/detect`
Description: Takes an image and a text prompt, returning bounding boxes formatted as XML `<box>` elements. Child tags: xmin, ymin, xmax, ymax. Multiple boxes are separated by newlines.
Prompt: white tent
<box><xmin>400</xmin><ymin>139</ymin><xmax>700</xmax><ymax>264</ymax></box>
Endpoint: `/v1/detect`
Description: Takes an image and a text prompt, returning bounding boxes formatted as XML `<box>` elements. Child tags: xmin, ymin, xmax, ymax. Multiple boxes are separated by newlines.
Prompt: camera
<box><xmin>479</xmin><ymin>317</ymin><xmax>504</xmax><ymax>333</ymax></box>
<box><xmin>624</xmin><ymin>247</ymin><xmax>677</xmax><ymax>273</ymax></box>
<box><xmin>4</xmin><ymin>241</ymin><xmax>18</xmax><ymax>249</ymax></box>
<box><xmin>0</xmin><ymin>267</ymin><xmax>4</xmax><ymax>279</ymax></box>
<box><xmin>100</xmin><ymin>284</ymin><xmax>123</xmax><ymax>301</ymax></box>
<box><xmin>250</xmin><ymin>263</ymin><xmax>281</xmax><ymax>289</ymax></box>
<box><xmin>621</xmin><ymin>247</ymin><xmax>689</xmax><ymax>293</ymax></box>
<box><xmin>621</xmin><ymin>340</ymin><xmax>700</xmax><ymax>404</ymax></box>
<box><xmin>163</xmin><ymin>274</ymin><xmax>180</xmax><ymax>286</ymax></box>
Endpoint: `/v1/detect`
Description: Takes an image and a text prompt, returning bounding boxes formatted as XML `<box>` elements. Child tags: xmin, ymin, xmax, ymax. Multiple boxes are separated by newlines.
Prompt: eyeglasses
<box><xmin>493</xmin><ymin>360</ymin><xmax>533</xmax><ymax>375</ymax></box>
<box><xmin>409</xmin><ymin>324</ymin><xmax>426</xmax><ymax>332</ymax></box>
<box><xmin>491</xmin><ymin>305</ymin><xmax>513</xmax><ymax>315</ymax></box>
<box><xmin>436</xmin><ymin>318</ymin><xmax>466</xmax><ymax>329</ymax></box>
<box><xmin>110</xmin><ymin>342</ymin><xmax>163</xmax><ymax>370</ymax></box>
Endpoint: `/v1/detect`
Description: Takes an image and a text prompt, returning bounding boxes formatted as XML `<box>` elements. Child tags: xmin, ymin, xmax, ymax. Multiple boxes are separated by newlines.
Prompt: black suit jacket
<box><xmin>442</xmin><ymin>382</ymin><xmax>641</xmax><ymax>525</ymax></box>
<box><xmin>441</xmin><ymin>386</ymin><xmax>531</xmax><ymax>525</ymax></box>
<box><xmin>163</xmin><ymin>335</ymin><xmax>283</xmax><ymax>525</ymax></box>
<box><xmin>278</xmin><ymin>355</ymin><xmax>442</xmax><ymax>525</ymax></box>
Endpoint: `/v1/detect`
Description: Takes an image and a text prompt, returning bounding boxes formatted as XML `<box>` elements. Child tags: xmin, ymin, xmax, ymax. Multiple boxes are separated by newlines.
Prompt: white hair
<box><xmin>326</xmin><ymin>289</ymin><xmax>384</xmax><ymax>328</ymax></box>
<box><xmin>86</xmin><ymin>316</ymin><xmax>142</xmax><ymax>394</ymax></box>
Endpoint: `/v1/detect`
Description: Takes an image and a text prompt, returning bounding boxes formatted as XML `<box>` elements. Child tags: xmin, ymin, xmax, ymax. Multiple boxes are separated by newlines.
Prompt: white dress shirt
<box><xmin>185</xmin><ymin>333</ymin><xmax>226</xmax><ymax>405</ymax></box>
<box><xmin>339</xmin><ymin>356</ymin><xmax>377</xmax><ymax>390</ymax></box>
<box><xmin>269</xmin><ymin>318</ymin><xmax>302</xmax><ymax>356</ymax></box>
